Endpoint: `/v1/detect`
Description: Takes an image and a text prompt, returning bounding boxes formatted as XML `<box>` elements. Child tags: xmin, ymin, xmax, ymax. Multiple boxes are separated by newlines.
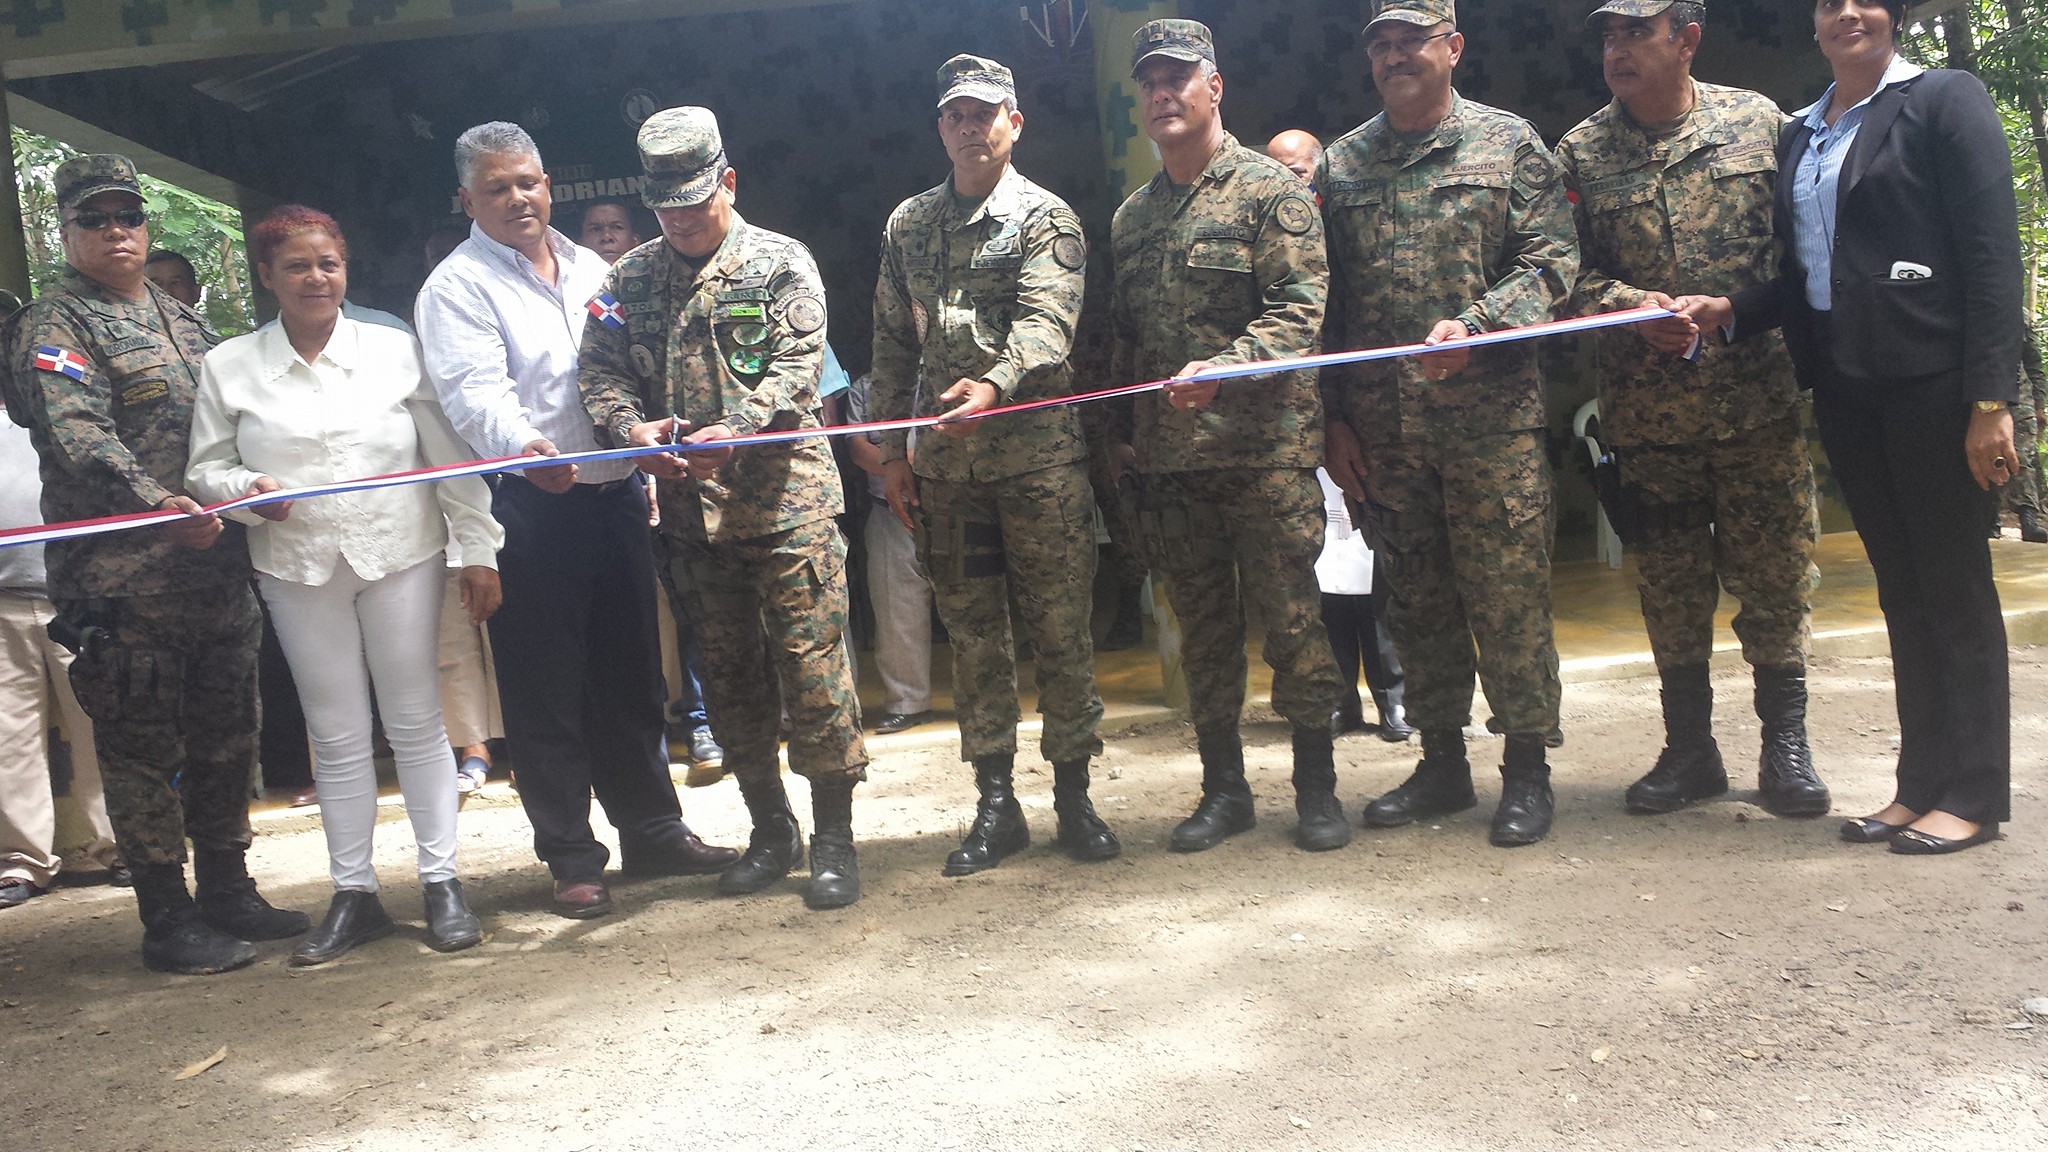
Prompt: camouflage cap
<box><xmin>1365</xmin><ymin>0</ymin><xmax>1457</xmax><ymax>34</ymax></box>
<box><xmin>936</xmin><ymin>54</ymin><xmax>1015</xmax><ymax>109</ymax></box>
<box><xmin>1585</xmin><ymin>0</ymin><xmax>1695</xmax><ymax>26</ymax></box>
<box><xmin>637</xmin><ymin>106</ymin><xmax>726</xmax><ymax>210</ymax></box>
<box><xmin>1130</xmin><ymin>19</ymin><xmax>1215</xmax><ymax>76</ymax></box>
<box><xmin>55</xmin><ymin>154</ymin><xmax>144</xmax><ymax>213</ymax></box>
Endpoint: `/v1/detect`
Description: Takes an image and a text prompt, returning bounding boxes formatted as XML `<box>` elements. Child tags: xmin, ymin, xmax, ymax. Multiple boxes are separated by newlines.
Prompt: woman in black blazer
<box><xmin>1679</xmin><ymin>0</ymin><xmax>2025</xmax><ymax>854</ymax></box>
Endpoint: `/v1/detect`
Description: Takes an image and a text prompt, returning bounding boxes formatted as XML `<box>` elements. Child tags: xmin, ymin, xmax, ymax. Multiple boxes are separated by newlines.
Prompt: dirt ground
<box><xmin>4</xmin><ymin>651</ymin><xmax>2046</xmax><ymax>1152</ymax></box>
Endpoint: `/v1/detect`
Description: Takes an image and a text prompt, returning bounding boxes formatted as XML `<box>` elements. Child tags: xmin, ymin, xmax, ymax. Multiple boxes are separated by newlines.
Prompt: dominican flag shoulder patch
<box><xmin>587</xmin><ymin>292</ymin><xmax>626</xmax><ymax>330</ymax></box>
<box><xmin>33</xmin><ymin>346</ymin><xmax>90</xmax><ymax>381</ymax></box>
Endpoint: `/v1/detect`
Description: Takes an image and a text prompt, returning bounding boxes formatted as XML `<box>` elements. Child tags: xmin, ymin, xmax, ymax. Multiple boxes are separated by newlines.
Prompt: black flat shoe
<box><xmin>1889</xmin><ymin>822</ymin><xmax>2001</xmax><ymax>855</ymax></box>
<box><xmin>290</xmin><ymin>890</ymin><xmax>395</xmax><ymax>966</ymax></box>
<box><xmin>1839</xmin><ymin>816</ymin><xmax>1910</xmax><ymax>844</ymax></box>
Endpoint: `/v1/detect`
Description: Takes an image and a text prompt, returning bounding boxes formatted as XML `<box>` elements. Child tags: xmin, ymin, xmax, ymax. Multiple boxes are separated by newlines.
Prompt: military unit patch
<box><xmin>1515</xmin><ymin>151</ymin><xmax>1558</xmax><ymax>191</ymax></box>
<box><xmin>630</xmin><ymin>343</ymin><xmax>657</xmax><ymax>379</ymax></box>
<box><xmin>1052</xmin><ymin>233</ymin><xmax>1086</xmax><ymax>270</ymax></box>
<box><xmin>785</xmin><ymin>294</ymin><xmax>825</xmax><ymax>335</ymax></box>
<box><xmin>1275</xmin><ymin>195</ymin><xmax>1315</xmax><ymax>235</ymax></box>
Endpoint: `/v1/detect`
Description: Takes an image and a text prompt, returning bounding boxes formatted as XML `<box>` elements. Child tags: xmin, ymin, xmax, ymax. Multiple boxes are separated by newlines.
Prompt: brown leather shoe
<box><xmin>620</xmin><ymin>827</ymin><xmax>741</xmax><ymax>877</ymax></box>
<box><xmin>552</xmin><ymin>878</ymin><xmax>613</xmax><ymax>919</ymax></box>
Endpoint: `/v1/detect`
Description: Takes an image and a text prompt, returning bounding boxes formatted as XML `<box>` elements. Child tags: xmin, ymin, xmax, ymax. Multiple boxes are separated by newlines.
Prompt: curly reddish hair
<box><xmin>249</xmin><ymin>205</ymin><xmax>347</xmax><ymax>267</ymax></box>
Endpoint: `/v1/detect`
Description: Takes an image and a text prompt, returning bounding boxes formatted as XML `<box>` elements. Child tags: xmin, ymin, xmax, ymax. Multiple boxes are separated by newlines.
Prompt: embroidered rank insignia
<box><xmin>33</xmin><ymin>346</ymin><xmax>89</xmax><ymax>381</ymax></box>
<box><xmin>586</xmin><ymin>292</ymin><xmax>626</xmax><ymax>329</ymax></box>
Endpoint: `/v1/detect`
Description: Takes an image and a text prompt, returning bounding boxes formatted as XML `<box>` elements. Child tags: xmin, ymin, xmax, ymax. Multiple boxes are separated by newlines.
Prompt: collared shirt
<box><xmin>1792</xmin><ymin>52</ymin><xmax>1925</xmax><ymax>311</ymax></box>
<box><xmin>186</xmin><ymin>316</ymin><xmax>503</xmax><ymax>586</ymax></box>
<box><xmin>414</xmin><ymin>221</ymin><xmax>632</xmax><ymax>484</ymax></box>
<box><xmin>0</xmin><ymin>417</ymin><xmax>49</xmax><ymax>596</ymax></box>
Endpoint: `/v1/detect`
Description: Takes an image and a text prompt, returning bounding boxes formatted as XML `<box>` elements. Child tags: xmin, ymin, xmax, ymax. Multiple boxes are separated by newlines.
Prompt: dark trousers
<box><xmin>1320</xmin><ymin>584</ymin><xmax>1402</xmax><ymax>716</ymax></box>
<box><xmin>255</xmin><ymin>597</ymin><xmax>312</xmax><ymax>793</ymax></box>
<box><xmin>489</xmin><ymin>478</ymin><xmax>684</xmax><ymax>879</ymax></box>
<box><xmin>1814</xmin><ymin>381</ymin><xmax>2011</xmax><ymax>823</ymax></box>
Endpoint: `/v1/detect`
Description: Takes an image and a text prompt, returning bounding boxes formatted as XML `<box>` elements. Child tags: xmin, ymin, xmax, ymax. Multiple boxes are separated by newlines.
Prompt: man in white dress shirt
<box><xmin>415</xmin><ymin>122</ymin><xmax>737</xmax><ymax>919</ymax></box>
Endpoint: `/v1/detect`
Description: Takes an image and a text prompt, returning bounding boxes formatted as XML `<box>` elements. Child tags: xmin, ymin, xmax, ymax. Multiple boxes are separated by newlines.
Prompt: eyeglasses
<box><xmin>66</xmin><ymin>208</ymin><xmax>148</xmax><ymax>232</ymax></box>
<box><xmin>1366</xmin><ymin>30</ymin><xmax>1456</xmax><ymax>61</ymax></box>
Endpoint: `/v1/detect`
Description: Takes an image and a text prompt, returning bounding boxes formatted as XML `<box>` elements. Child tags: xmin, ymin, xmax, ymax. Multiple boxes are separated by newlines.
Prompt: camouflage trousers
<box><xmin>56</xmin><ymin>582</ymin><xmax>260</xmax><ymax>868</ymax></box>
<box><xmin>916</xmin><ymin>462</ymin><xmax>1104</xmax><ymax>764</ymax></box>
<box><xmin>1364</xmin><ymin>430</ymin><xmax>1562</xmax><ymax>745</ymax></box>
<box><xmin>1136</xmin><ymin>467</ymin><xmax>1341</xmax><ymax>736</ymax></box>
<box><xmin>1999</xmin><ymin>389</ymin><xmax>2041</xmax><ymax>517</ymax></box>
<box><xmin>658</xmin><ymin>519</ymin><xmax>867</xmax><ymax>784</ymax></box>
<box><xmin>1618</xmin><ymin>414</ymin><xmax>1819</xmax><ymax>671</ymax></box>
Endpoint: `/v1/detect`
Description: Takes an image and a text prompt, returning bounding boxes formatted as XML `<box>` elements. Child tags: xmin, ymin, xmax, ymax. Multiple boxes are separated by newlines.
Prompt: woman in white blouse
<box><xmin>187</xmin><ymin>206</ymin><xmax>504</xmax><ymax>965</ymax></box>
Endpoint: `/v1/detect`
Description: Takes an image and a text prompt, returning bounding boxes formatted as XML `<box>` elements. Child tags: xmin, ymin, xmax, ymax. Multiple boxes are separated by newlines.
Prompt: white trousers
<box><xmin>863</xmin><ymin>504</ymin><xmax>933</xmax><ymax>714</ymax></box>
<box><xmin>260</xmin><ymin>557</ymin><xmax>458</xmax><ymax>891</ymax></box>
<box><xmin>0</xmin><ymin>591</ymin><xmax>117</xmax><ymax>886</ymax></box>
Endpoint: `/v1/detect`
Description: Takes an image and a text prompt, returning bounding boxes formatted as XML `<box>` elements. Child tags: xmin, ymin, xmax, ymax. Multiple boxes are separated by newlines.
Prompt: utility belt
<box><xmin>1581</xmin><ymin>451</ymin><xmax>1713</xmax><ymax>546</ymax></box>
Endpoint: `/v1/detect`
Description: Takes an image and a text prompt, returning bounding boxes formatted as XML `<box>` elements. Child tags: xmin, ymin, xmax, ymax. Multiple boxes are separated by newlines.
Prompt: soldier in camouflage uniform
<box><xmin>2000</xmin><ymin>327</ymin><xmax>2047</xmax><ymax>541</ymax></box>
<box><xmin>1110</xmin><ymin>20</ymin><xmax>1351</xmax><ymax>854</ymax></box>
<box><xmin>871</xmin><ymin>54</ymin><xmax>1117</xmax><ymax>875</ymax></box>
<box><xmin>1555</xmin><ymin>0</ymin><xmax>1834</xmax><ymax>819</ymax></box>
<box><xmin>1318</xmin><ymin>0</ymin><xmax>1579</xmax><ymax>847</ymax></box>
<box><xmin>579</xmin><ymin>108</ymin><xmax>868</xmax><ymax>910</ymax></box>
<box><xmin>0</xmin><ymin>156</ymin><xmax>308</xmax><ymax>973</ymax></box>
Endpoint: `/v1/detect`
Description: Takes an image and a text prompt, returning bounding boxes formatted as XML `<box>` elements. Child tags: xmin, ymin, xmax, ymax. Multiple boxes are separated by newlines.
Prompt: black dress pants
<box><xmin>1813</xmin><ymin>381</ymin><xmax>2011</xmax><ymax>823</ymax></box>
<box><xmin>1320</xmin><ymin>581</ymin><xmax>1402</xmax><ymax>715</ymax></box>
<box><xmin>489</xmin><ymin>477</ymin><xmax>684</xmax><ymax>879</ymax></box>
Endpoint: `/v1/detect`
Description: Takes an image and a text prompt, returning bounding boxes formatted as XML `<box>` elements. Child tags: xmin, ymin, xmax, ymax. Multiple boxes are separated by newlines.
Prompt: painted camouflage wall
<box><xmin>10</xmin><ymin>0</ymin><xmax>1843</xmax><ymax>548</ymax></box>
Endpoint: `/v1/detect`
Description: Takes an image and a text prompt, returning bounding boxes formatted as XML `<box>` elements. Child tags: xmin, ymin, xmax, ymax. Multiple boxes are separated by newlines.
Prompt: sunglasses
<box><xmin>66</xmin><ymin>208</ymin><xmax>148</xmax><ymax>232</ymax></box>
<box><xmin>1366</xmin><ymin>30</ymin><xmax>1456</xmax><ymax>60</ymax></box>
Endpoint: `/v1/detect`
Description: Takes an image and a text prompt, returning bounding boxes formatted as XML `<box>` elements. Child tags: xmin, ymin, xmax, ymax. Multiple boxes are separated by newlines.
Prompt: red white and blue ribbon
<box><xmin>0</xmin><ymin>305</ymin><xmax>1672</xmax><ymax>551</ymax></box>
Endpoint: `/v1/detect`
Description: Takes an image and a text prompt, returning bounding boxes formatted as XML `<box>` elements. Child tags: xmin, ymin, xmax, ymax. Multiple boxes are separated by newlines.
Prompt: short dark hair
<box><xmin>250</xmin><ymin>204</ymin><xmax>347</xmax><ymax>267</ymax></box>
<box><xmin>1875</xmin><ymin>0</ymin><xmax>1910</xmax><ymax>39</ymax></box>
<box><xmin>1665</xmin><ymin>1</ymin><xmax>1706</xmax><ymax>35</ymax></box>
<box><xmin>145</xmin><ymin>249</ymin><xmax>195</xmax><ymax>276</ymax></box>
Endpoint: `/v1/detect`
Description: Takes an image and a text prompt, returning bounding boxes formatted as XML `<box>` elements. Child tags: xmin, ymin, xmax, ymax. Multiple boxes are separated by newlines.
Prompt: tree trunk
<box><xmin>2000</xmin><ymin>0</ymin><xmax>2048</xmax><ymax>197</ymax></box>
<box><xmin>1941</xmin><ymin>7</ymin><xmax>1976</xmax><ymax>73</ymax></box>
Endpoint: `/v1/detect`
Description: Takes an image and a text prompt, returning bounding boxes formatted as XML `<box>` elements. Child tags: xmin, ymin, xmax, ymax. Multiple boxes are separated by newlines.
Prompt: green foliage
<box><xmin>10</xmin><ymin>127</ymin><xmax>255</xmax><ymax>334</ymax></box>
<box><xmin>1901</xmin><ymin>1</ymin><xmax>2048</xmax><ymax>326</ymax></box>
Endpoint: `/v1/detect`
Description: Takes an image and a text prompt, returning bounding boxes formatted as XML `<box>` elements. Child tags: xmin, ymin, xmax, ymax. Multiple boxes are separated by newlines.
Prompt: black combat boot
<box><xmin>1363</xmin><ymin>727</ymin><xmax>1476</xmax><ymax>827</ymax></box>
<box><xmin>1625</xmin><ymin>664</ymin><xmax>1728</xmax><ymax>813</ymax></box>
<box><xmin>1373</xmin><ymin>685</ymin><xmax>1415</xmax><ymax>743</ymax></box>
<box><xmin>807</xmin><ymin>775</ymin><xmax>860</xmax><ymax>910</ymax></box>
<box><xmin>1291</xmin><ymin>725</ymin><xmax>1351</xmax><ymax>851</ymax></box>
<box><xmin>1490</xmin><ymin>734</ymin><xmax>1555</xmax><ymax>847</ymax></box>
<box><xmin>1755</xmin><ymin>665</ymin><xmax>1830</xmax><ymax>817</ymax></box>
<box><xmin>2022</xmin><ymin>508</ymin><xmax>2048</xmax><ymax>544</ymax></box>
<box><xmin>719</xmin><ymin>772</ymin><xmax>804</xmax><ymax>896</ymax></box>
<box><xmin>193</xmin><ymin>848</ymin><xmax>310</xmax><ymax>940</ymax></box>
<box><xmin>1052</xmin><ymin>758</ymin><xmax>1121</xmax><ymax>862</ymax></box>
<box><xmin>1099</xmin><ymin>582</ymin><xmax>1146</xmax><ymax>651</ymax></box>
<box><xmin>136</xmin><ymin>864</ymin><xmax>257</xmax><ymax>975</ymax></box>
<box><xmin>1170</xmin><ymin>727</ymin><xmax>1255</xmax><ymax>852</ymax></box>
<box><xmin>944</xmin><ymin>755</ymin><xmax>1031</xmax><ymax>876</ymax></box>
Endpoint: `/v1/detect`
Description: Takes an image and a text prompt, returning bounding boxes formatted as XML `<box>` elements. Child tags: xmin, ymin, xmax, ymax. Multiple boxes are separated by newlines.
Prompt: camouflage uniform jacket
<box><xmin>1109</xmin><ymin>132</ymin><xmax>1328</xmax><ymax>474</ymax></box>
<box><xmin>871</xmin><ymin>164</ymin><xmax>1088</xmax><ymax>483</ymax></box>
<box><xmin>579</xmin><ymin>214</ymin><xmax>841</xmax><ymax>543</ymax></box>
<box><xmin>4</xmin><ymin>268</ymin><xmax>249</xmax><ymax>599</ymax></box>
<box><xmin>1558</xmin><ymin>81</ymin><xmax>1796</xmax><ymax>448</ymax></box>
<box><xmin>1317</xmin><ymin>93</ymin><xmax>1579</xmax><ymax>447</ymax></box>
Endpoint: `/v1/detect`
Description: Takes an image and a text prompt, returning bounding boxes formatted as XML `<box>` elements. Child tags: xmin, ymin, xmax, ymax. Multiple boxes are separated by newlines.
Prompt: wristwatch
<box><xmin>1975</xmin><ymin>400</ymin><xmax>2009</xmax><ymax>413</ymax></box>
